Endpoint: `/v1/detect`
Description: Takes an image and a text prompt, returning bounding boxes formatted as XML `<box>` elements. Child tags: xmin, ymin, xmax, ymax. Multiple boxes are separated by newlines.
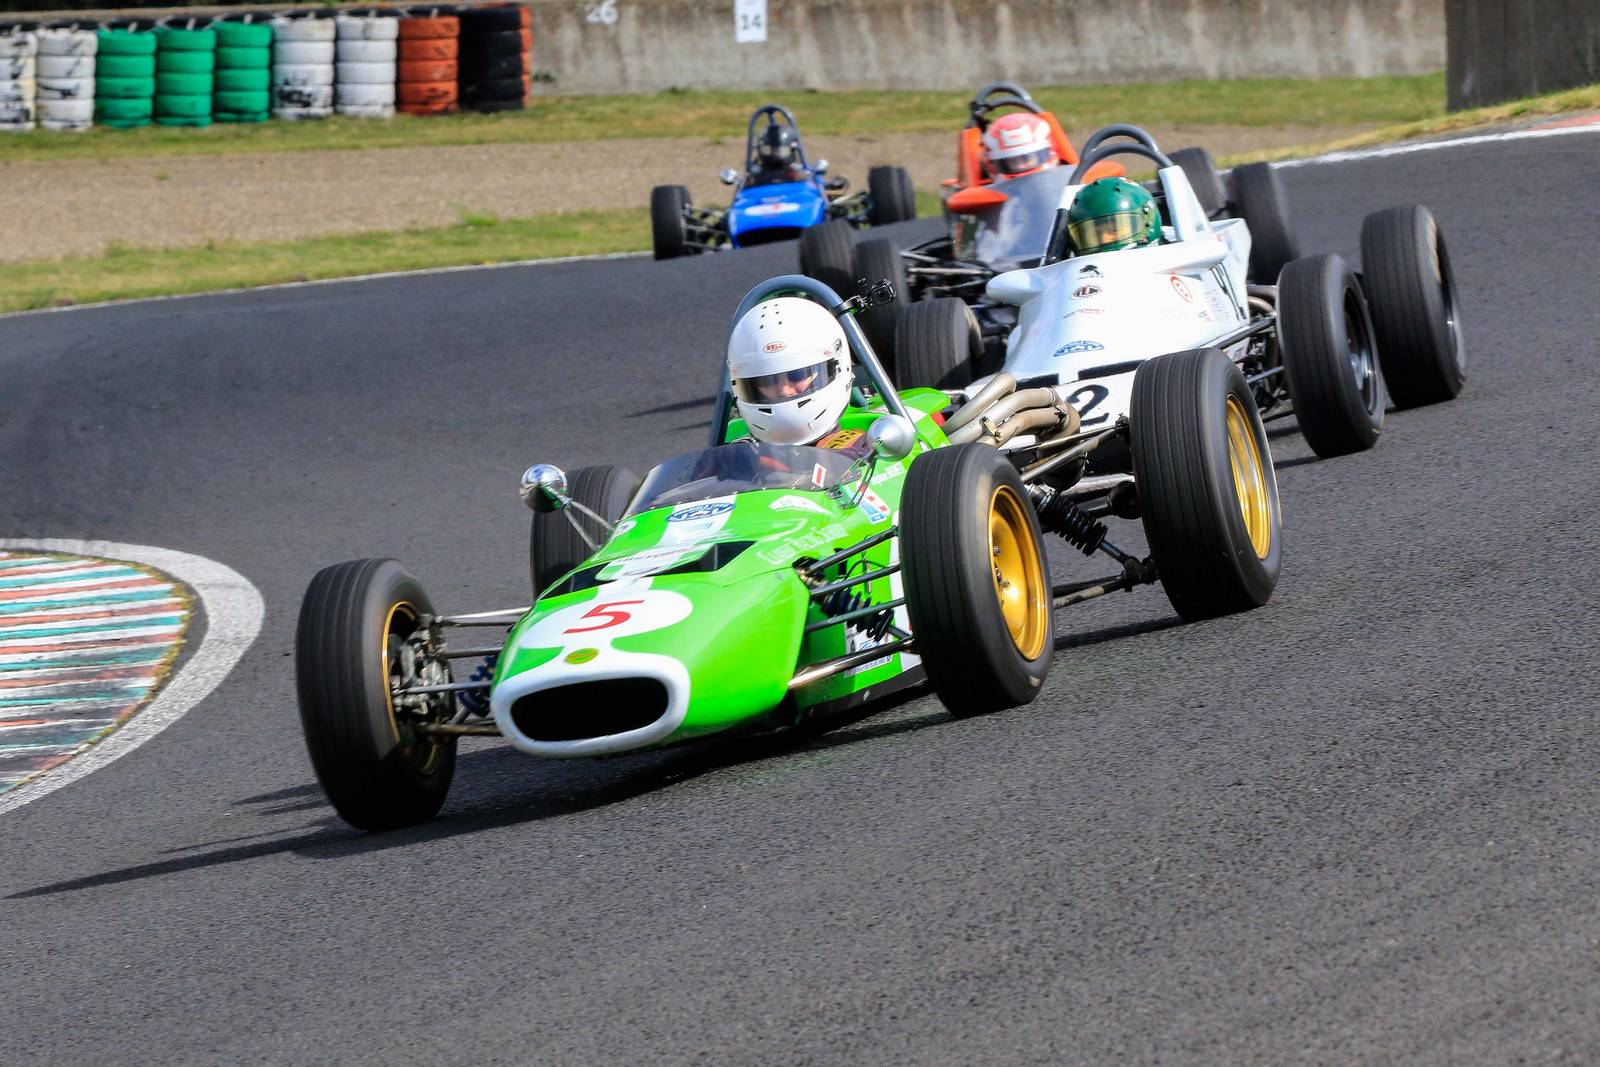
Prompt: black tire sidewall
<box><xmin>894</xmin><ymin>297</ymin><xmax>977</xmax><ymax>390</ymax></box>
<box><xmin>798</xmin><ymin>219</ymin><xmax>856</xmax><ymax>299</ymax></box>
<box><xmin>1131</xmin><ymin>349</ymin><xmax>1282</xmax><ymax>620</ymax></box>
<box><xmin>901</xmin><ymin>443</ymin><xmax>1051</xmax><ymax>715</ymax></box>
<box><xmin>1277</xmin><ymin>253</ymin><xmax>1384</xmax><ymax>457</ymax></box>
<box><xmin>852</xmin><ymin>236</ymin><xmax>909</xmax><ymax>367</ymax></box>
<box><xmin>650</xmin><ymin>184</ymin><xmax>690</xmax><ymax>260</ymax></box>
<box><xmin>867</xmin><ymin>164</ymin><xmax>916</xmax><ymax>225</ymax></box>
<box><xmin>529</xmin><ymin>464</ymin><xmax>642</xmax><ymax>598</ymax></box>
<box><xmin>1231</xmin><ymin>162</ymin><xmax>1299</xmax><ymax>282</ymax></box>
<box><xmin>1359</xmin><ymin>204</ymin><xmax>1465</xmax><ymax>407</ymax></box>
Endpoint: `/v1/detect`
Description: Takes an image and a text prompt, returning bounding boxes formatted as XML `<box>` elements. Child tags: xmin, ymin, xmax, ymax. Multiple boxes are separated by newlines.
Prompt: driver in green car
<box><xmin>726</xmin><ymin>296</ymin><xmax>870</xmax><ymax>457</ymax></box>
<box><xmin>1065</xmin><ymin>176</ymin><xmax>1163</xmax><ymax>255</ymax></box>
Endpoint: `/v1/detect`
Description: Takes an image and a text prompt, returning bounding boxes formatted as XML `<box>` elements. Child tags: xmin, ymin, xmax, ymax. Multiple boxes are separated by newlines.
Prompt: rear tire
<box><xmin>1276</xmin><ymin>253</ymin><xmax>1384</xmax><ymax>458</ymax></box>
<box><xmin>529</xmin><ymin>464</ymin><xmax>642</xmax><ymax>599</ymax></box>
<box><xmin>867</xmin><ymin>164</ymin><xmax>916</xmax><ymax>225</ymax></box>
<box><xmin>1230</xmin><ymin>162</ymin><xmax>1299</xmax><ymax>283</ymax></box>
<box><xmin>296</xmin><ymin>559</ymin><xmax>456</xmax><ymax>832</ymax></box>
<box><xmin>650</xmin><ymin>184</ymin><xmax>691</xmax><ymax>260</ymax></box>
<box><xmin>798</xmin><ymin>219</ymin><xmax>856</xmax><ymax>300</ymax></box>
<box><xmin>894</xmin><ymin>297</ymin><xmax>980</xmax><ymax>390</ymax></box>
<box><xmin>1130</xmin><ymin>348</ymin><xmax>1282</xmax><ymax>621</ymax></box>
<box><xmin>1170</xmin><ymin>146</ymin><xmax>1226</xmax><ymax>218</ymax></box>
<box><xmin>851</xmin><ymin>236</ymin><xmax>909</xmax><ymax>368</ymax></box>
<box><xmin>901</xmin><ymin>443</ymin><xmax>1051</xmax><ymax>717</ymax></box>
<box><xmin>1359</xmin><ymin>204</ymin><xmax>1465</xmax><ymax>408</ymax></box>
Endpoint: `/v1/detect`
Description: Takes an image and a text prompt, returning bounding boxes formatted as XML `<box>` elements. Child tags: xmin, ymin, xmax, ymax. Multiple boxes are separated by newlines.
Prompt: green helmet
<box><xmin>1065</xmin><ymin>177</ymin><xmax>1162</xmax><ymax>255</ymax></box>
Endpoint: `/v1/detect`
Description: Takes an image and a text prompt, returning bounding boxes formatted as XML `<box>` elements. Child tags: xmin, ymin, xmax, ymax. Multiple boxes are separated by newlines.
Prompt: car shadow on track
<box><xmin>10</xmin><ymin>612</ymin><xmax>1192</xmax><ymax>900</ymax></box>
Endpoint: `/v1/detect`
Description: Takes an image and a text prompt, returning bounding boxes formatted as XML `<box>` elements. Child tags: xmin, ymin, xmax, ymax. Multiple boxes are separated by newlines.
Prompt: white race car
<box><xmin>891</xmin><ymin>125</ymin><xmax>1465</xmax><ymax>489</ymax></box>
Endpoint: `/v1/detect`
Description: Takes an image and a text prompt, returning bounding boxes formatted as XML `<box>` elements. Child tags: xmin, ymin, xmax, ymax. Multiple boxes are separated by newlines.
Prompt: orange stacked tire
<box><xmin>397</xmin><ymin>9</ymin><xmax>458</xmax><ymax>117</ymax></box>
<box><xmin>518</xmin><ymin>4</ymin><xmax>530</xmax><ymax>102</ymax></box>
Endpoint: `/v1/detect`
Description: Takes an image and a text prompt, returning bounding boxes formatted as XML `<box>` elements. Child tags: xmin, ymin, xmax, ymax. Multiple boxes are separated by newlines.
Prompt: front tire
<box><xmin>529</xmin><ymin>464</ymin><xmax>642</xmax><ymax>599</ymax></box>
<box><xmin>798</xmin><ymin>219</ymin><xmax>856</xmax><ymax>300</ymax></box>
<box><xmin>867</xmin><ymin>164</ymin><xmax>916</xmax><ymax>225</ymax></box>
<box><xmin>894</xmin><ymin>297</ymin><xmax>980</xmax><ymax>390</ymax></box>
<box><xmin>296</xmin><ymin>559</ymin><xmax>456</xmax><ymax>832</ymax></box>
<box><xmin>1130</xmin><ymin>348</ymin><xmax>1282</xmax><ymax>621</ymax></box>
<box><xmin>901</xmin><ymin>443</ymin><xmax>1051</xmax><ymax>717</ymax></box>
<box><xmin>650</xmin><ymin>184</ymin><xmax>691</xmax><ymax>260</ymax></box>
<box><xmin>1277</xmin><ymin>253</ymin><xmax>1384</xmax><ymax>458</ymax></box>
<box><xmin>1359</xmin><ymin>204</ymin><xmax>1465</xmax><ymax>408</ymax></box>
<box><xmin>851</xmin><ymin>236</ymin><xmax>909</xmax><ymax>366</ymax></box>
<box><xmin>1230</xmin><ymin>162</ymin><xmax>1299</xmax><ymax>282</ymax></box>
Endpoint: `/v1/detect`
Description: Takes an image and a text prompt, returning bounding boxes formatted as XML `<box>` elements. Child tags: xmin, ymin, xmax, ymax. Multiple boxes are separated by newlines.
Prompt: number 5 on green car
<box><xmin>296</xmin><ymin>274</ymin><xmax>1284</xmax><ymax>831</ymax></box>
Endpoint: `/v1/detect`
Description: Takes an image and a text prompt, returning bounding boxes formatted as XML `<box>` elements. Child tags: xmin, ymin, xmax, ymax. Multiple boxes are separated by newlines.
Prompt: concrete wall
<box><xmin>529</xmin><ymin>0</ymin><xmax>1445</xmax><ymax>94</ymax></box>
<box><xmin>1446</xmin><ymin>0</ymin><xmax>1600</xmax><ymax>110</ymax></box>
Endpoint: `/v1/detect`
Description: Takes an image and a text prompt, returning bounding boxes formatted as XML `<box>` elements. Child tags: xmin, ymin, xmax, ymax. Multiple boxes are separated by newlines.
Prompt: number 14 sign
<box><xmin>735</xmin><ymin>0</ymin><xmax>767</xmax><ymax>43</ymax></box>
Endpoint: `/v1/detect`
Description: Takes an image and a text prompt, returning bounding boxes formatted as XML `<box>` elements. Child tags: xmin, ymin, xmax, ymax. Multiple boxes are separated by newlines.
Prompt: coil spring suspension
<box><xmin>1037</xmin><ymin>493</ymin><xmax>1108</xmax><ymax>556</ymax></box>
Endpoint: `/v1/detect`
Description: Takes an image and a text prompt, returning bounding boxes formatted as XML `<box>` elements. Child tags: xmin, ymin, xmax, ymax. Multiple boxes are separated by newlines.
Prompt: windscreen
<box><xmin>626</xmin><ymin>441</ymin><xmax>862</xmax><ymax>516</ymax></box>
<box><xmin>971</xmin><ymin>165</ymin><xmax>1077</xmax><ymax>269</ymax></box>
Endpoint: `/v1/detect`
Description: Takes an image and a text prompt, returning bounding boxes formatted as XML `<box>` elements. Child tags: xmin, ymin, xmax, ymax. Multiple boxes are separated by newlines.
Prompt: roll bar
<box><xmin>744</xmin><ymin>103</ymin><xmax>811</xmax><ymax>173</ymax></box>
<box><xmin>708</xmin><ymin>275</ymin><xmax>911</xmax><ymax>447</ymax></box>
<box><xmin>966</xmin><ymin>81</ymin><xmax>1042</xmax><ymax>128</ymax></box>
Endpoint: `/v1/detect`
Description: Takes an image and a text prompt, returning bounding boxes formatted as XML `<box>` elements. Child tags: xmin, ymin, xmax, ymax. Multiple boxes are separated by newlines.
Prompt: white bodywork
<box><xmin>979</xmin><ymin>165</ymin><xmax>1256</xmax><ymax>432</ymax></box>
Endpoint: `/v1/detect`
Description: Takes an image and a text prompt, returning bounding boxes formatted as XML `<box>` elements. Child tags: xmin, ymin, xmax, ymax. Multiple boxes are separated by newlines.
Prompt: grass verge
<box><xmin>4</xmin><ymin>80</ymin><xmax>1595</xmax><ymax>315</ymax></box>
<box><xmin>0</xmin><ymin>73</ymin><xmax>1446</xmax><ymax>164</ymax></box>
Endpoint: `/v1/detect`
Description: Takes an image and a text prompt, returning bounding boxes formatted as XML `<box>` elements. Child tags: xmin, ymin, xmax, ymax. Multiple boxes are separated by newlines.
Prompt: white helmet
<box><xmin>727</xmin><ymin>297</ymin><xmax>853</xmax><ymax>445</ymax></box>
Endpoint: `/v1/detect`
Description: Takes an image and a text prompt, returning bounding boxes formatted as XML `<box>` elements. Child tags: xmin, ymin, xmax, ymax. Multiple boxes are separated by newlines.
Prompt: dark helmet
<box><xmin>757</xmin><ymin>122</ymin><xmax>798</xmax><ymax>167</ymax></box>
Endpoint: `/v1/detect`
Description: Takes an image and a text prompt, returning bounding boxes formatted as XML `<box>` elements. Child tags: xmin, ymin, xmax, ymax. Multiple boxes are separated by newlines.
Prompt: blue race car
<box><xmin>649</xmin><ymin>104</ymin><xmax>915</xmax><ymax>259</ymax></box>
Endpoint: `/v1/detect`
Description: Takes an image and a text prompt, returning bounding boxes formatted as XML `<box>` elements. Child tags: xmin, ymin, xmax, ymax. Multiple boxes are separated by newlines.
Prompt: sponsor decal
<box><xmin>662</xmin><ymin>495</ymin><xmax>736</xmax><ymax>544</ymax></box>
<box><xmin>1063</xmin><ymin>307</ymin><xmax>1105</xmax><ymax>319</ymax></box>
<box><xmin>763</xmin><ymin>341</ymin><xmax>786</xmax><ymax>353</ymax></box>
<box><xmin>812</xmin><ymin>463</ymin><xmax>829</xmax><ymax>487</ymax></box>
<box><xmin>610</xmin><ymin>518</ymin><xmax>637</xmax><ymax>538</ymax></box>
<box><xmin>668</xmin><ymin>500</ymin><xmax>734</xmax><ymax>523</ymax></box>
<box><xmin>1077</xmin><ymin>264</ymin><xmax>1103</xmax><ymax>277</ymax></box>
<box><xmin>1169</xmin><ymin>275</ymin><xmax>1194</xmax><ymax>302</ymax></box>
<box><xmin>1071</xmin><ymin>285</ymin><xmax>1102</xmax><ymax>298</ymax></box>
<box><xmin>745</xmin><ymin>202</ymin><xmax>802</xmax><ymax>217</ymax></box>
<box><xmin>564</xmin><ymin>647</ymin><xmax>599</xmax><ymax>665</ymax></box>
<box><xmin>597</xmin><ymin>543</ymin><xmax>712</xmax><ymax>581</ymax></box>
<box><xmin>815</xmin><ymin>427</ymin><xmax>863</xmax><ymax>450</ymax></box>
<box><xmin>770</xmin><ymin>494</ymin><xmax>833</xmax><ymax>515</ymax></box>
<box><xmin>1054</xmin><ymin>340</ymin><xmax>1106</xmax><ymax>357</ymax></box>
<box><xmin>857</xmin><ymin>488</ymin><xmax>891</xmax><ymax>524</ymax></box>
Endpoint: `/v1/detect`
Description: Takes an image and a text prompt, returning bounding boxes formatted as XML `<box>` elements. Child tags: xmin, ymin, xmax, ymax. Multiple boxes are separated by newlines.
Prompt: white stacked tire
<box><xmin>334</xmin><ymin>14</ymin><xmax>396</xmax><ymax>119</ymax></box>
<box><xmin>0</xmin><ymin>29</ymin><xmax>36</xmax><ymax>132</ymax></box>
<box><xmin>35</xmin><ymin>28</ymin><xmax>96</xmax><ymax>130</ymax></box>
<box><xmin>270</xmin><ymin>13</ymin><xmax>333</xmax><ymax>121</ymax></box>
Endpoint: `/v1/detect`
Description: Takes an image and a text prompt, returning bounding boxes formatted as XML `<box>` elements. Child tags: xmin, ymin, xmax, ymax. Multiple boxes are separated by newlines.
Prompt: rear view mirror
<box><xmin>814</xmin><ymin>158</ymin><xmax>830</xmax><ymax>174</ymax></box>
<box><xmin>720</xmin><ymin>168</ymin><xmax>739</xmax><ymax>185</ymax></box>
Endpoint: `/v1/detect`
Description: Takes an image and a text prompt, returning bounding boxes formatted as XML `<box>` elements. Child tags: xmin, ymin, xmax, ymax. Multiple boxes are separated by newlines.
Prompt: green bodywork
<box><xmin>492</xmin><ymin>388</ymin><xmax>951</xmax><ymax>752</ymax></box>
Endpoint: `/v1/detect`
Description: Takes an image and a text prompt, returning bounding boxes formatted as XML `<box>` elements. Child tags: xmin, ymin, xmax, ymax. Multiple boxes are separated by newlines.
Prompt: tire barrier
<box><xmin>270</xmin><ymin>12</ymin><xmax>333</xmax><ymax>120</ymax></box>
<box><xmin>398</xmin><ymin>10</ymin><xmax>459</xmax><ymax>116</ymax></box>
<box><xmin>37</xmin><ymin>26</ymin><xmax>98</xmax><ymax>131</ymax></box>
<box><xmin>95</xmin><ymin>25</ymin><xmax>155</xmax><ymax>129</ymax></box>
<box><xmin>0</xmin><ymin>27</ymin><xmax>36</xmax><ymax>131</ymax></box>
<box><xmin>155</xmin><ymin>22</ymin><xmax>215</xmax><ymax>128</ymax></box>
<box><xmin>5</xmin><ymin>5</ymin><xmax>527</xmax><ymax>130</ymax></box>
<box><xmin>212</xmin><ymin>18</ymin><xmax>270</xmax><ymax>123</ymax></box>
<box><xmin>459</xmin><ymin>4</ymin><xmax>526</xmax><ymax>114</ymax></box>
<box><xmin>335</xmin><ymin>12</ymin><xmax>397</xmax><ymax>119</ymax></box>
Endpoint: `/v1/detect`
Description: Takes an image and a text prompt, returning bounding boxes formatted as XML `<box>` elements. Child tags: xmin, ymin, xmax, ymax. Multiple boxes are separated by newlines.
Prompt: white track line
<box><xmin>1276</xmin><ymin>118</ymin><xmax>1600</xmax><ymax>167</ymax></box>
<box><xmin>0</xmin><ymin>540</ymin><xmax>263</xmax><ymax>817</ymax></box>
<box><xmin>0</xmin><ymin>249</ymin><xmax>650</xmax><ymax>321</ymax></box>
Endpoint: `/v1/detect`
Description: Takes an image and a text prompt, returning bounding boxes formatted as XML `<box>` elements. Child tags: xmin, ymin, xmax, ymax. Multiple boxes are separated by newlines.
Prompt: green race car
<box><xmin>296</xmin><ymin>275</ymin><xmax>1283</xmax><ymax>831</ymax></box>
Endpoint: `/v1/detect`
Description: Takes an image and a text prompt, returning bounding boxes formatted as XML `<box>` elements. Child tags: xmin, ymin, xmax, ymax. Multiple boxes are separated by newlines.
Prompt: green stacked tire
<box><xmin>155</xmin><ymin>24</ymin><xmax>215</xmax><ymax>128</ymax></box>
<box><xmin>95</xmin><ymin>27</ymin><xmax>155</xmax><ymax>129</ymax></box>
<box><xmin>212</xmin><ymin>19</ymin><xmax>270</xmax><ymax>123</ymax></box>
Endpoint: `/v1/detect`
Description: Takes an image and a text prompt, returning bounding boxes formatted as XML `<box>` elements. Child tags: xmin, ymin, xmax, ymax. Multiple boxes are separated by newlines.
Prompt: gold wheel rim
<box><xmin>381</xmin><ymin>600</ymin><xmax>442</xmax><ymax>774</ymax></box>
<box><xmin>988</xmin><ymin>484</ymin><xmax>1049</xmax><ymax>659</ymax></box>
<box><xmin>1225</xmin><ymin>395</ymin><xmax>1272</xmax><ymax>559</ymax></box>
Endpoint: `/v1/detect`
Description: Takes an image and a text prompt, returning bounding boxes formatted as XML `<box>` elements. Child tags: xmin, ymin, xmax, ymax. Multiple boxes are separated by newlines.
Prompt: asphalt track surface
<box><xmin>4</xmin><ymin>132</ymin><xmax>1599</xmax><ymax>1064</ymax></box>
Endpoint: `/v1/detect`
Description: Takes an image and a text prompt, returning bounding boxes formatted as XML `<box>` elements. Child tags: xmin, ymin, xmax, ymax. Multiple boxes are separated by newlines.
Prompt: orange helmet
<box><xmin>980</xmin><ymin>113</ymin><xmax>1059</xmax><ymax>179</ymax></box>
